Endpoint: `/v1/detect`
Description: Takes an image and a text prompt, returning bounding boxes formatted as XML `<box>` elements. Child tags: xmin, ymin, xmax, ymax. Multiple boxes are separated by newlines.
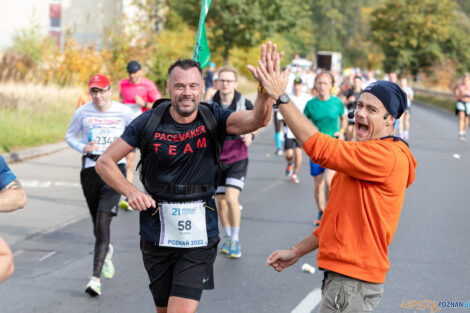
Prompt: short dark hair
<box><xmin>168</xmin><ymin>59</ymin><xmax>202</xmax><ymax>78</ymax></box>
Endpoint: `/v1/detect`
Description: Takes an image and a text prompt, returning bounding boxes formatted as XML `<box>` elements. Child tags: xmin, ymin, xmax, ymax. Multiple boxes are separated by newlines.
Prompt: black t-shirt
<box><xmin>121</xmin><ymin>103</ymin><xmax>233</xmax><ymax>242</ymax></box>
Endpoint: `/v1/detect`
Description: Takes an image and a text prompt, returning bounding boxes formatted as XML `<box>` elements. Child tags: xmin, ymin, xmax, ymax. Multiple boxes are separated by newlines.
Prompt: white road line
<box><xmin>290</xmin><ymin>288</ymin><xmax>322</xmax><ymax>313</ymax></box>
<box><xmin>21</xmin><ymin>180</ymin><xmax>80</xmax><ymax>188</ymax></box>
<box><xmin>39</xmin><ymin>251</ymin><xmax>57</xmax><ymax>262</ymax></box>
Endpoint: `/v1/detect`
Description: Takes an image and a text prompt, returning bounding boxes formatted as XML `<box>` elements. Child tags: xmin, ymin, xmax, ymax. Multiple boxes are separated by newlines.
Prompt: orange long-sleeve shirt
<box><xmin>303</xmin><ymin>132</ymin><xmax>417</xmax><ymax>283</ymax></box>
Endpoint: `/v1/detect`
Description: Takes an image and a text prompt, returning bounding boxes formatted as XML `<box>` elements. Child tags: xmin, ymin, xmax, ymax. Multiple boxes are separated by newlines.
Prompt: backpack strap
<box><xmin>198</xmin><ymin>103</ymin><xmax>221</xmax><ymax>164</ymax></box>
<box><xmin>136</xmin><ymin>99</ymin><xmax>172</xmax><ymax>171</ymax></box>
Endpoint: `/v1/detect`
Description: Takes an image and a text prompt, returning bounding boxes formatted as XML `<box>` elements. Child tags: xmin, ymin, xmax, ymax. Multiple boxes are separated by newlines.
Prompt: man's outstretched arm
<box><xmin>0</xmin><ymin>180</ymin><xmax>26</xmax><ymax>213</ymax></box>
<box><xmin>266</xmin><ymin>233</ymin><xmax>319</xmax><ymax>272</ymax></box>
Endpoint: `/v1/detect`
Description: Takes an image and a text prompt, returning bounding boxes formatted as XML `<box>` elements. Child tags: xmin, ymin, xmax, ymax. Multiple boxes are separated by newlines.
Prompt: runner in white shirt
<box><xmin>65</xmin><ymin>74</ymin><xmax>134</xmax><ymax>297</ymax></box>
<box><xmin>284</xmin><ymin>78</ymin><xmax>311</xmax><ymax>183</ymax></box>
<box><xmin>399</xmin><ymin>76</ymin><xmax>414</xmax><ymax>140</ymax></box>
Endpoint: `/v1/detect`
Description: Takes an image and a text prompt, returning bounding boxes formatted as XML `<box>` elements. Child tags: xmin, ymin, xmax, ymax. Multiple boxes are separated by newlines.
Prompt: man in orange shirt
<box><xmin>250</xmin><ymin>43</ymin><xmax>417</xmax><ymax>312</ymax></box>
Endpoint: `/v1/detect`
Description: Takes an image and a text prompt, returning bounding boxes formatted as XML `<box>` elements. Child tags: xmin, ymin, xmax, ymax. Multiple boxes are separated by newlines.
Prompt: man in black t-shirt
<box><xmin>96</xmin><ymin>56</ymin><xmax>273</xmax><ymax>313</ymax></box>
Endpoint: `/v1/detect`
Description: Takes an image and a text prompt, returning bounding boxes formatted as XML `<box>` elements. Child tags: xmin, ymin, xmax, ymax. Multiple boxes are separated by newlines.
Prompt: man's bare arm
<box><xmin>0</xmin><ymin>180</ymin><xmax>26</xmax><ymax>212</ymax></box>
<box><xmin>0</xmin><ymin>237</ymin><xmax>14</xmax><ymax>283</ymax></box>
<box><xmin>225</xmin><ymin>92</ymin><xmax>272</xmax><ymax>135</ymax></box>
<box><xmin>95</xmin><ymin>138</ymin><xmax>156</xmax><ymax>211</ymax></box>
<box><xmin>266</xmin><ymin>233</ymin><xmax>319</xmax><ymax>272</ymax></box>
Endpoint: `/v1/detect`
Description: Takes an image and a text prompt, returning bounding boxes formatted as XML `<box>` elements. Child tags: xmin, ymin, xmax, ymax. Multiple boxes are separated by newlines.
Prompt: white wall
<box><xmin>61</xmin><ymin>0</ymin><xmax>123</xmax><ymax>47</ymax></box>
<box><xmin>0</xmin><ymin>0</ymin><xmax>50</xmax><ymax>49</ymax></box>
<box><xmin>0</xmin><ymin>0</ymin><xmax>128</xmax><ymax>49</ymax></box>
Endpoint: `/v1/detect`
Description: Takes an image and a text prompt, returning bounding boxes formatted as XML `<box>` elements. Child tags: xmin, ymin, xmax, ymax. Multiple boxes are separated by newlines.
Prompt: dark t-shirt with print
<box><xmin>121</xmin><ymin>103</ymin><xmax>232</xmax><ymax>243</ymax></box>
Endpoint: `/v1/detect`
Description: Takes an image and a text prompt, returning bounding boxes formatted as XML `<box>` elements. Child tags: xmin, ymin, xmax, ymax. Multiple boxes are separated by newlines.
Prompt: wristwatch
<box><xmin>273</xmin><ymin>94</ymin><xmax>290</xmax><ymax>109</ymax></box>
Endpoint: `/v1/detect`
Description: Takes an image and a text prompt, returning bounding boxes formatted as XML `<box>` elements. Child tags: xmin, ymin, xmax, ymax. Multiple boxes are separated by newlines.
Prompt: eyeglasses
<box><xmin>218</xmin><ymin>79</ymin><xmax>236</xmax><ymax>84</ymax></box>
<box><xmin>90</xmin><ymin>88</ymin><xmax>110</xmax><ymax>96</ymax></box>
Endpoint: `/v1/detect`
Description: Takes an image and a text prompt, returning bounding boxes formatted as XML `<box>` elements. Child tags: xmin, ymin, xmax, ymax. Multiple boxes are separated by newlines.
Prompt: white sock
<box><xmin>231</xmin><ymin>227</ymin><xmax>240</xmax><ymax>241</ymax></box>
<box><xmin>224</xmin><ymin>226</ymin><xmax>231</xmax><ymax>238</ymax></box>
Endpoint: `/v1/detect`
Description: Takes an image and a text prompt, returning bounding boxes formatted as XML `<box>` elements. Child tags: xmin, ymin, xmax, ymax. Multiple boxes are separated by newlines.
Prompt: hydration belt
<box><xmin>145</xmin><ymin>181</ymin><xmax>212</xmax><ymax>196</ymax></box>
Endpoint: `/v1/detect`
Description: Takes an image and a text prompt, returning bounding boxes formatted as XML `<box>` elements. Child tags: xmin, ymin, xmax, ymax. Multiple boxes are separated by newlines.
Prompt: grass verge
<box><xmin>414</xmin><ymin>92</ymin><xmax>454</xmax><ymax>113</ymax></box>
<box><xmin>0</xmin><ymin>83</ymin><xmax>81</xmax><ymax>153</ymax></box>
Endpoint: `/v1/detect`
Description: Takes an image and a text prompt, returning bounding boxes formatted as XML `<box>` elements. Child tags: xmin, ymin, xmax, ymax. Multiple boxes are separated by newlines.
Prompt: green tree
<box><xmin>370</xmin><ymin>0</ymin><xmax>457</xmax><ymax>75</ymax></box>
<box><xmin>307</xmin><ymin>0</ymin><xmax>385</xmax><ymax>68</ymax></box>
<box><xmin>168</xmin><ymin>0</ymin><xmax>307</xmax><ymax>64</ymax></box>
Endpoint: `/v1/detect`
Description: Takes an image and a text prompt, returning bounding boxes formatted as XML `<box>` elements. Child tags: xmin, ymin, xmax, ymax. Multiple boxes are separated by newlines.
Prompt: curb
<box><xmin>3</xmin><ymin>142</ymin><xmax>69</xmax><ymax>163</ymax></box>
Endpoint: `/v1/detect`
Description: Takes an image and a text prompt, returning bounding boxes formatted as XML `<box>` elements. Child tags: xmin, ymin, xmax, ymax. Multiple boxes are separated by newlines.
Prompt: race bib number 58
<box><xmin>159</xmin><ymin>201</ymin><xmax>208</xmax><ymax>248</ymax></box>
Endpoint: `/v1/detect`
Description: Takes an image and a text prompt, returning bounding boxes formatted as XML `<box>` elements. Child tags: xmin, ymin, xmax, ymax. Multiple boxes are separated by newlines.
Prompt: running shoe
<box><xmin>220</xmin><ymin>236</ymin><xmax>230</xmax><ymax>254</ymax></box>
<box><xmin>291</xmin><ymin>173</ymin><xmax>300</xmax><ymax>184</ymax></box>
<box><xmin>102</xmin><ymin>244</ymin><xmax>115</xmax><ymax>279</ymax></box>
<box><xmin>459</xmin><ymin>134</ymin><xmax>467</xmax><ymax>142</ymax></box>
<box><xmin>314</xmin><ymin>211</ymin><xmax>324</xmax><ymax>226</ymax></box>
<box><xmin>229</xmin><ymin>240</ymin><xmax>242</xmax><ymax>259</ymax></box>
<box><xmin>85</xmin><ymin>277</ymin><xmax>101</xmax><ymax>296</ymax></box>
<box><xmin>285</xmin><ymin>163</ymin><xmax>293</xmax><ymax>176</ymax></box>
<box><xmin>275</xmin><ymin>149</ymin><xmax>283</xmax><ymax>156</ymax></box>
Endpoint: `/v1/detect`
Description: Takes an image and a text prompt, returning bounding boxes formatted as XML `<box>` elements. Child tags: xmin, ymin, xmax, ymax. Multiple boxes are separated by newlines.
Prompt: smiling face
<box><xmin>354</xmin><ymin>92</ymin><xmax>395</xmax><ymax>142</ymax></box>
<box><xmin>166</xmin><ymin>66</ymin><xmax>204</xmax><ymax>119</ymax></box>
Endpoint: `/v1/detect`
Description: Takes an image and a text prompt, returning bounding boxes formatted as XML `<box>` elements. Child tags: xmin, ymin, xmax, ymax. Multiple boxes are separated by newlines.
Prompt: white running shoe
<box><xmin>101</xmin><ymin>244</ymin><xmax>115</xmax><ymax>279</ymax></box>
<box><xmin>85</xmin><ymin>276</ymin><xmax>101</xmax><ymax>296</ymax></box>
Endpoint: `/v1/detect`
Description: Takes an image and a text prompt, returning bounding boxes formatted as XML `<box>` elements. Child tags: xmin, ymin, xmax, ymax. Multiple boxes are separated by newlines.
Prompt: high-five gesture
<box><xmin>247</xmin><ymin>41</ymin><xmax>288</xmax><ymax>100</ymax></box>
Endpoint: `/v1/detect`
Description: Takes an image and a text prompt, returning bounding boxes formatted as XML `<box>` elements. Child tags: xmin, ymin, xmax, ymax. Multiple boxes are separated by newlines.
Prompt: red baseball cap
<box><xmin>88</xmin><ymin>74</ymin><xmax>110</xmax><ymax>90</ymax></box>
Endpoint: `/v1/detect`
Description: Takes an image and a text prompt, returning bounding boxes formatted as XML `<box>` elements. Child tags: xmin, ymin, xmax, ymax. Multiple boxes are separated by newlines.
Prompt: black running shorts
<box><xmin>140</xmin><ymin>235</ymin><xmax>220</xmax><ymax>307</ymax></box>
<box><xmin>80</xmin><ymin>164</ymin><xmax>126</xmax><ymax>217</ymax></box>
<box><xmin>284</xmin><ymin>137</ymin><xmax>301</xmax><ymax>150</ymax></box>
<box><xmin>216</xmin><ymin>158</ymin><xmax>248</xmax><ymax>193</ymax></box>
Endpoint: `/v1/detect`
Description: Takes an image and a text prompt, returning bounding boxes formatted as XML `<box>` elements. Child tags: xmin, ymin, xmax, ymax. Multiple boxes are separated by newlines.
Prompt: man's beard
<box><xmin>174</xmin><ymin>97</ymin><xmax>198</xmax><ymax>117</ymax></box>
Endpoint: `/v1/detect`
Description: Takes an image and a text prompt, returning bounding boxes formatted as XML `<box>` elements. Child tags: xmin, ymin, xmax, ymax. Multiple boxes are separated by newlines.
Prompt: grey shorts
<box><xmin>317</xmin><ymin>271</ymin><xmax>384</xmax><ymax>313</ymax></box>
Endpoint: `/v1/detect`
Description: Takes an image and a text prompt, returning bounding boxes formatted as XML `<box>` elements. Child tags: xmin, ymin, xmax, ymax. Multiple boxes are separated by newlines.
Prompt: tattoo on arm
<box><xmin>2</xmin><ymin>180</ymin><xmax>22</xmax><ymax>192</ymax></box>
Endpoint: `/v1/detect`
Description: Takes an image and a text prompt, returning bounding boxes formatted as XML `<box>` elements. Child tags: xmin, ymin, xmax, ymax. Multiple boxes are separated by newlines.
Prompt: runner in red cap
<box><xmin>65</xmin><ymin>74</ymin><xmax>135</xmax><ymax>296</ymax></box>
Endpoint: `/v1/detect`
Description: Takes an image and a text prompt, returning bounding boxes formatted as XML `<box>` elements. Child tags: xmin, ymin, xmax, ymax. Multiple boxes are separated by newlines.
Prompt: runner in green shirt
<box><xmin>303</xmin><ymin>72</ymin><xmax>347</xmax><ymax>226</ymax></box>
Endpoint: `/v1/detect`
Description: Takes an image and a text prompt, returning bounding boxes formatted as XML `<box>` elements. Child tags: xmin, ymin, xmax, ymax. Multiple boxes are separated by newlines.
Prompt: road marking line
<box><xmin>21</xmin><ymin>179</ymin><xmax>80</xmax><ymax>188</ymax></box>
<box><xmin>291</xmin><ymin>288</ymin><xmax>322</xmax><ymax>313</ymax></box>
<box><xmin>39</xmin><ymin>251</ymin><xmax>57</xmax><ymax>262</ymax></box>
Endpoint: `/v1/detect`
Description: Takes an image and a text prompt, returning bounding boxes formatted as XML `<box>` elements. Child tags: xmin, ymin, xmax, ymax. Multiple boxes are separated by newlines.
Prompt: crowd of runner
<box><xmin>6</xmin><ymin>39</ymin><xmax>470</xmax><ymax>313</ymax></box>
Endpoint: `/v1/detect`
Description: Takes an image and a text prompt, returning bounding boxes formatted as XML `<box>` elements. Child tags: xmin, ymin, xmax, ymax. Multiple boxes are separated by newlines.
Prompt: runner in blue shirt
<box><xmin>0</xmin><ymin>154</ymin><xmax>26</xmax><ymax>283</ymax></box>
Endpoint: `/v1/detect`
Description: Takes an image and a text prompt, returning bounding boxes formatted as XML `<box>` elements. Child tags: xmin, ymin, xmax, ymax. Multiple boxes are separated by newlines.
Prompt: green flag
<box><xmin>193</xmin><ymin>0</ymin><xmax>211</xmax><ymax>69</ymax></box>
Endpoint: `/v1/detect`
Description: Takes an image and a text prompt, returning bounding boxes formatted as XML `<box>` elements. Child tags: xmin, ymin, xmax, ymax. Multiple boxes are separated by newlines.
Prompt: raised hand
<box><xmin>256</xmin><ymin>46</ymin><xmax>289</xmax><ymax>101</ymax></box>
<box><xmin>247</xmin><ymin>41</ymin><xmax>285</xmax><ymax>86</ymax></box>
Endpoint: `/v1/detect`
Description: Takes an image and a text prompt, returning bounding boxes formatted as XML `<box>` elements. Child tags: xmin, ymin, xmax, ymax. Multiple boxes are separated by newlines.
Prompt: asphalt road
<box><xmin>1</xmin><ymin>102</ymin><xmax>469</xmax><ymax>313</ymax></box>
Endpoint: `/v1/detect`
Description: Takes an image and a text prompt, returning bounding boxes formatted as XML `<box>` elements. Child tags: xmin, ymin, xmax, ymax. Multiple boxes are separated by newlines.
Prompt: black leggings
<box><xmin>80</xmin><ymin>165</ymin><xmax>124</xmax><ymax>278</ymax></box>
<box><xmin>92</xmin><ymin>210</ymin><xmax>112</xmax><ymax>277</ymax></box>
